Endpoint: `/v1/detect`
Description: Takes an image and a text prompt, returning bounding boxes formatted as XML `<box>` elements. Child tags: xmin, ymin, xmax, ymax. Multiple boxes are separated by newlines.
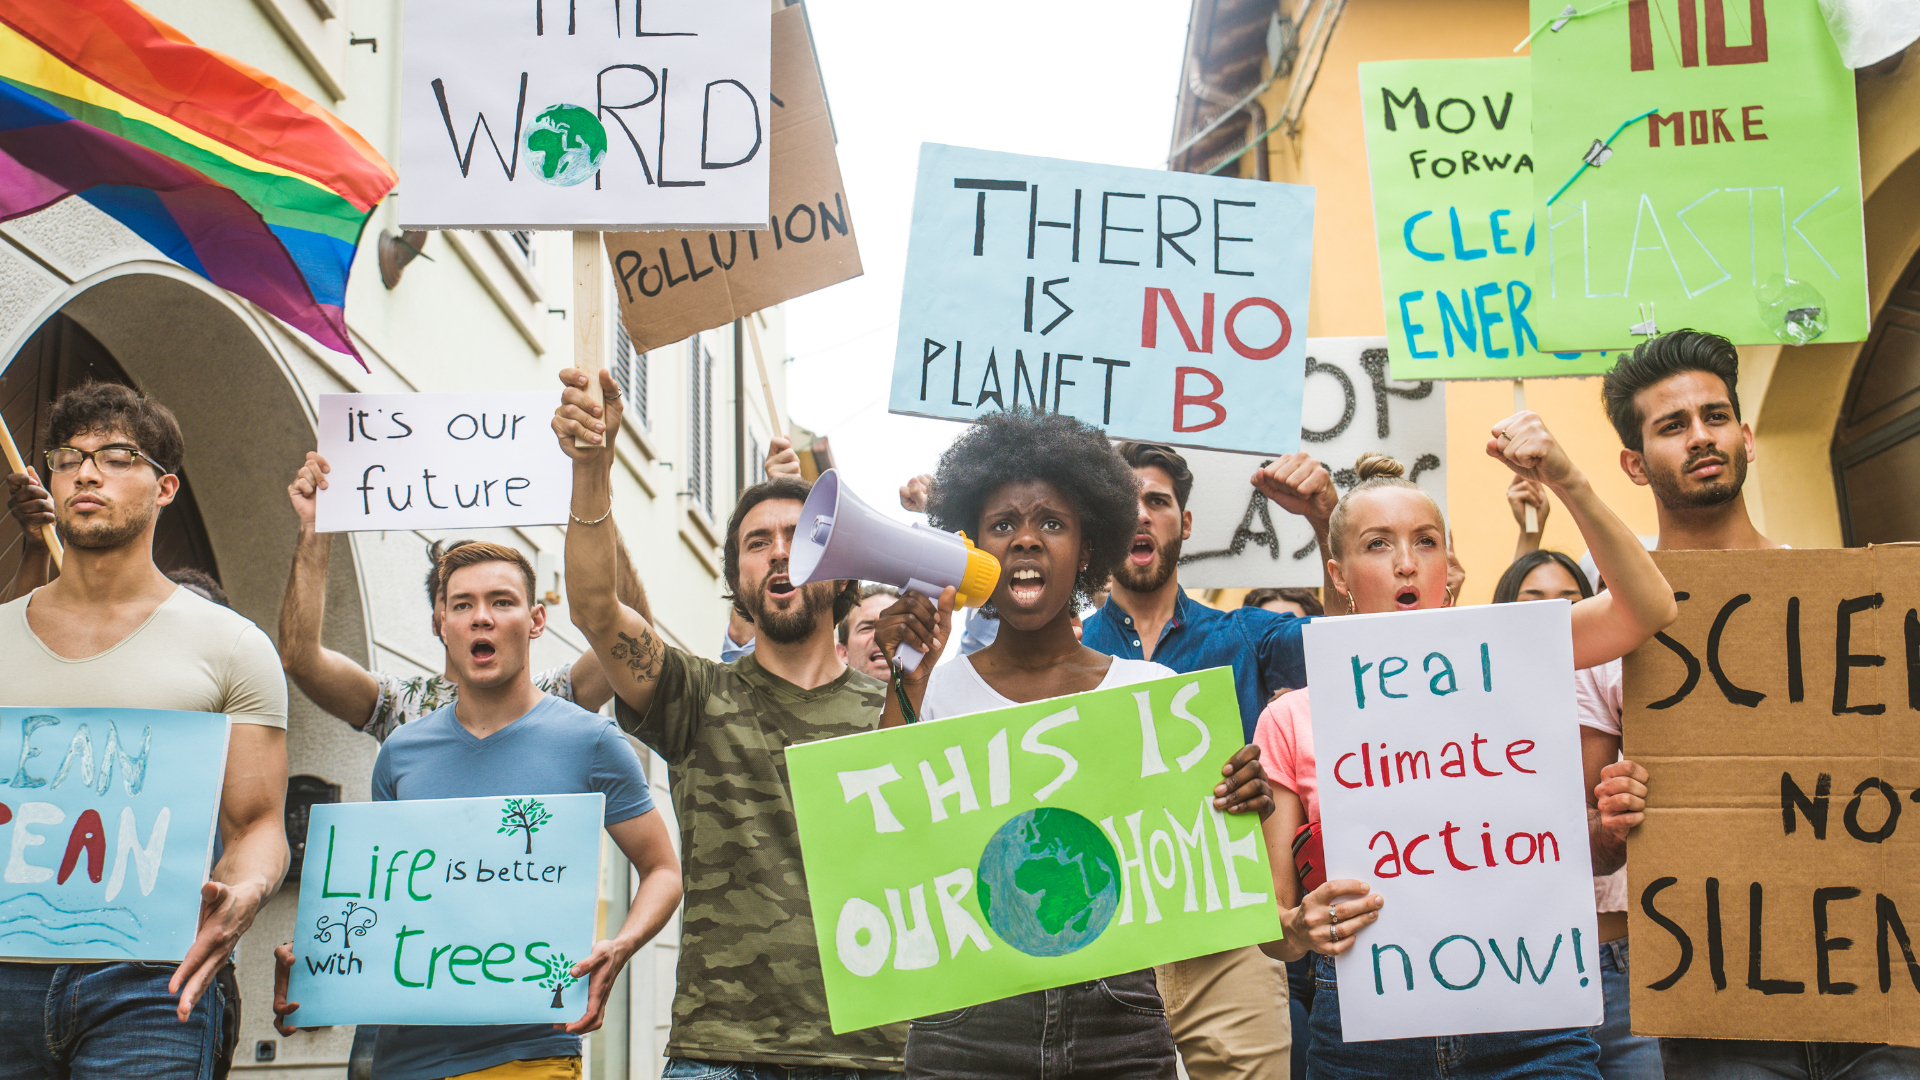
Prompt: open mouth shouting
<box><xmin>766</xmin><ymin>573</ymin><xmax>797</xmax><ymax>601</ymax></box>
<box><xmin>1007</xmin><ymin>566</ymin><xmax>1046</xmax><ymax>607</ymax></box>
<box><xmin>1128</xmin><ymin>533</ymin><xmax>1156</xmax><ymax>568</ymax></box>
<box><xmin>1394</xmin><ymin>585</ymin><xmax>1421</xmax><ymax>611</ymax></box>
<box><xmin>469</xmin><ymin>637</ymin><xmax>498</xmax><ymax>665</ymax></box>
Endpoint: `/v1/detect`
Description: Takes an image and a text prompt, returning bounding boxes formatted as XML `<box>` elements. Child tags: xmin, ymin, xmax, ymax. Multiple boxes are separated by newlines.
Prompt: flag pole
<box><xmin>0</xmin><ymin>410</ymin><xmax>63</xmax><ymax>571</ymax></box>
<box><xmin>573</xmin><ymin>232</ymin><xmax>606</xmax><ymax>450</ymax></box>
<box><xmin>1512</xmin><ymin>377</ymin><xmax>1538</xmax><ymax>534</ymax></box>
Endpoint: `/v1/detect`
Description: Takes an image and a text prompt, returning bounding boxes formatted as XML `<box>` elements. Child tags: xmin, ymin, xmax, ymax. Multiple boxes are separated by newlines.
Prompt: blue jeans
<box><xmin>1659</xmin><ymin>1039</ymin><xmax>1920</xmax><ymax>1079</ymax></box>
<box><xmin>903</xmin><ymin>969</ymin><xmax>1176</xmax><ymax>1079</ymax></box>
<box><xmin>0</xmin><ymin>961</ymin><xmax>225</xmax><ymax>1080</ymax></box>
<box><xmin>1593</xmin><ymin>940</ymin><xmax>1662</xmax><ymax>1080</ymax></box>
<box><xmin>1287</xmin><ymin>957</ymin><xmax>1316</xmax><ymax>1080</ymax></box>
<box><xmin>663</xmin><ymin>1059</ymin><xmax>895</xmax><ymax>1080</ymax></box>
<box><xmin>1305</xmin><ymin>953</ymin><xmax>1600</xmax><ymax>1080</ymax></box>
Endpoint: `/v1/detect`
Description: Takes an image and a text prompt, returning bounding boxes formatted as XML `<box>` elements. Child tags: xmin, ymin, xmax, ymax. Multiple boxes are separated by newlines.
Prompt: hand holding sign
<box><xmin>874</xmin><ymin>587</ymin><xmax>954</xmax><ymax>682</ymax></box>
<box><xmin>1282</xmin><ymin>879</ymin><xmax>1385</xmax><ymax>957</ymax></box>
<box><xmin>287</xmin><ymin>451</ymin><xmax>329</xmax><ymax>526</ymax></box>
<box><xmin>551</xmin><ymin>367</ymin><xmax>623</xmax><ymax>456</ymax></box>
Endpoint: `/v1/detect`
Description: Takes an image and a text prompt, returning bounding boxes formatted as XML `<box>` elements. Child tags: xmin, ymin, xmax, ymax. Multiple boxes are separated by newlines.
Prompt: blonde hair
<box><xmin>436</xmin><ymin>541</ymin><xmax>538</xmax><ymax>605</ymax></box>
<box><xmin>1326</xmin><ymin>452</ymin><xmax>1442</xmax><ymax>558</ymax></box>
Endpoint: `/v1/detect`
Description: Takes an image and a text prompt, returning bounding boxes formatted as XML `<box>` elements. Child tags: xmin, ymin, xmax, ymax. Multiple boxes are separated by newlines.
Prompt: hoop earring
<box><xmin>1444</xmin><ymin>583</ymin><xmax>1456</xmax><ymax>608</ymax></box>
<box><xmin>1337</xmin><ymin>589</ymin><xmax>1354</xmax><ymax>615</ymax></box>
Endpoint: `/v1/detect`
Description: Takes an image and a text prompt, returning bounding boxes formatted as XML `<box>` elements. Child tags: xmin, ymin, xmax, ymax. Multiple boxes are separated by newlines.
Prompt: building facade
<box><xmin>0</xmin><ymin>0</ymin><xmax>791</xmax><ymax>1075</ymax></box>
<box><xmin>1171</xmin><ymin>0</ymin><xmax>1920</xmax><ymax>599</ymax></box>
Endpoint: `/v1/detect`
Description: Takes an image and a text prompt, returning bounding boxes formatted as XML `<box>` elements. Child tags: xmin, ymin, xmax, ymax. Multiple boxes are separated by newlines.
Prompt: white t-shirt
<box><xmin>1</xmin><ymin>586</ymin><xmax>287</xmax><ymax>727</ymax></box>
<box><xmin>920</xmin><ymin>654</ymin><xmax>1176</xmax><ymax>721</ymax></box>
<box><xmin>1576</xmin><ymin>659</ymin><xmax>1627</xmax><ymax>912</ymax></box>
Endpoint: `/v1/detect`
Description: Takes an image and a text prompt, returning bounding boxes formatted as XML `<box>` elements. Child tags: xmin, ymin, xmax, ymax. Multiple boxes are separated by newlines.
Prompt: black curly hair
<box><xmin>927</xmin><ymin>409</ymin><xmax>1139</xmax><ymax>611</ymax></box>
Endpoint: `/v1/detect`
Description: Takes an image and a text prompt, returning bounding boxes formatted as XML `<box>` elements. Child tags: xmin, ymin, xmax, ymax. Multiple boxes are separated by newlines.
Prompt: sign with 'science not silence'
<box><xmin>889</xmin><ymin>144</ymin><xmax>1313</xmax><ymax>456</ymax></box>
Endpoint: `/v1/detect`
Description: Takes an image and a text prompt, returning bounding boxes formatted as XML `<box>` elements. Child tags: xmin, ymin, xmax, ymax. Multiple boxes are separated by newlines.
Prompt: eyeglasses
<box><xmin>44</xmin><ymin>445</ymin><xmax>165</xmax><ymax>476</ymax></box>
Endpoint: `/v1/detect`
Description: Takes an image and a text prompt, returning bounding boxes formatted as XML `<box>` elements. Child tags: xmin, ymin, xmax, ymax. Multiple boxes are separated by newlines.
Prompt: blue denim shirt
<box><xmin>1082</xmin><ymin>591</ymin><xmax>1310</xmax><ymax>742</ymax></box>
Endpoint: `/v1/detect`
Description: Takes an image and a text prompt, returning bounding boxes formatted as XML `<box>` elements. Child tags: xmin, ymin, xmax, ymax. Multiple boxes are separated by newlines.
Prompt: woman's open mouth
<box><xmin>1008</xmin><ymin>568</ymin><xmax>1046</xmax><ymax>605</ymax></box>
<box><xmin>1129</xmin><ymin>535</ymin><xmax>1156</xmax><ymax>567</ymax></box>
<box><xmin>1394</xmin><ymin>587</ymin><xmax>1421</xmax><ymax>610</ymax></box>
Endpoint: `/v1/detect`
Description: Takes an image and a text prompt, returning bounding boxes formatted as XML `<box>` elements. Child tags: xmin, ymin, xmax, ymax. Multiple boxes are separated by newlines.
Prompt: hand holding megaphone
<box><xmin>874</xmin><ymin>587</ymin><xmax>955</xmax><ymax>680</ymax></box>
<box><xmin>789</xmin><ymin>469</ymin><xmax>1000</xmax><ymax>672</ymax></box>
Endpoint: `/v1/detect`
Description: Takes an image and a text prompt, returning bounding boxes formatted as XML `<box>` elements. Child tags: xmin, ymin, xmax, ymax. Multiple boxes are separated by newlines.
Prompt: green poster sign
<box><xmin>787</xmin><ymin>667</ymin><xmax>1276</xmax><ymax>1033</ymax></box>
<box><xmin>1361</xmin><ymin>58</ymin><xmax>1612</xmax><ymax>379</ymax></box>
<box><xmin>1528</xmin><ymin>0</ymin><xmax>1867</xmax><ymax>350</ymax></box>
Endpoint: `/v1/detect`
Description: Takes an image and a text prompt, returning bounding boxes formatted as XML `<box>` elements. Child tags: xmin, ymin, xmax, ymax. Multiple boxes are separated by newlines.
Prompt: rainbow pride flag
<box><xmin>0</xmin><ymin>0</ymin><xmax>396</xmax><ymax>364</ymax></box>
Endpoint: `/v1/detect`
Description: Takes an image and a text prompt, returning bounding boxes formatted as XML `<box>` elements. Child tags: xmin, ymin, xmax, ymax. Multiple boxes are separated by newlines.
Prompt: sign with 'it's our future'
<box><xmin>889</xmin><ymin>144</ymin><xmax>1313</xmax><ymax>455</ymax></box>
<box><xmin>285</xmin><ymin>794</ymin><xmax>603</xmax><ymax>1026</ymax></box>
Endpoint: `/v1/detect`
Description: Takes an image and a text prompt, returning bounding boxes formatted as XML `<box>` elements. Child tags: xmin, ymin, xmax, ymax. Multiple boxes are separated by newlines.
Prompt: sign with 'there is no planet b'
<box><xmin>315</xmin><ymin>393</ymin><xmax>572</xmax><ymax>534</ymax></box>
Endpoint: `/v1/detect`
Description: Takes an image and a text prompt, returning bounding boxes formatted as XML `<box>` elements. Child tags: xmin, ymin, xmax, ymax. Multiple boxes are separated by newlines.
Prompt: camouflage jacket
<box><xmin>616</xmin><ymin>649</ymin><xmax>906</xmax><ymax>1069</ymax></box>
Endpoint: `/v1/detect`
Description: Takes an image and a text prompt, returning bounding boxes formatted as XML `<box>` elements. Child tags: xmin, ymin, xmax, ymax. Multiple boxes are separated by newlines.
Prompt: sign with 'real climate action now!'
<box><xmin>889</xmin><ymin>144</ymin><xmax>1313</xmax><ymax>456</ymax></box>
<box><xmin>315</xmin><ymin>393</ymin><xmax>572</xmax><ymax>533</ymax></box>
<box><xmin>788</xmin><ymin>668</ymin><xmax>1276</xmax><ymax>1033</ymax></box>
<box><xmin>285</xmin><ymin>794</ymin><xmax>603</xmax><ymax>1026</ymax></box>
<box><xmin>400</xmin><ymin>0</ymin><xmax>769</xmax><ymax>231</ymax></box>
<box><xmin>0</xmin><ymin>708</ymin><xmax>230</xmax><ymax>962</ymax></box>
<box><xmin>1306</xmin><ymin>602</ymin><xmax>1601</xmax><ymax>1041</ymax></box>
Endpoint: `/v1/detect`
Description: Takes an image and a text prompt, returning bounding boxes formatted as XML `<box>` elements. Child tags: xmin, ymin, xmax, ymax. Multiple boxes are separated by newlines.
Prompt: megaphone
<box><xmin>790</xmin><ymin>469</ymin><xmax>1000</xmax><ymax>670</ymax></box>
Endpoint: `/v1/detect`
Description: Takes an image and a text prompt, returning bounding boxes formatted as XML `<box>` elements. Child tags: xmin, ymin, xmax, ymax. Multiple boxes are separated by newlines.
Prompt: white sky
<box><xmin>781</xmin><ymin>0</ymin><xmax>1193</xmax><ymax>523</ymax></box>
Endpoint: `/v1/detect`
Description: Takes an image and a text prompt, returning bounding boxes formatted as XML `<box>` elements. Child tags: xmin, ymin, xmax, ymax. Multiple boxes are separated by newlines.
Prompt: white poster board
<box><xmin>1176</xmin><ymin>337</ymin><xmax>1445</xmax><ymax>590</ymax></box>
<box><xmin>315</xmin><ymin>393</ymin><xmax>572</xmax><ymax>533</ymax></box>
<box><xmin>400</xmin><ymin>0</ymin><xmax>770</xmax><ymax>231</ymax></box>
<box><xmin>1304</xmin><ymin>602</ymin><xmax>1600</xmax><ymax>1041</ymax></box>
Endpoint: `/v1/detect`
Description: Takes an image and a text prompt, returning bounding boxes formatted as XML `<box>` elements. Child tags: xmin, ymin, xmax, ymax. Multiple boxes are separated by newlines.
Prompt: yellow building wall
<box><xmin>1236</xmin><ymin>0</ymin><xmax>1656</xmax><ymax>604</ymax></box>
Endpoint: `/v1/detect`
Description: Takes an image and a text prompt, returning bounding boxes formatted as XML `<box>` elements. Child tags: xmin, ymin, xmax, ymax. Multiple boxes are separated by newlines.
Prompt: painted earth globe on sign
<box><xmin>523</xmin><ymin>104</ymin><xmax>607</xmax><ymax>187</ymax></box>
<box><xmin>976</xmin><ymin>808</ymin><xmax>1121</xmax><ymax>957</ymax></box>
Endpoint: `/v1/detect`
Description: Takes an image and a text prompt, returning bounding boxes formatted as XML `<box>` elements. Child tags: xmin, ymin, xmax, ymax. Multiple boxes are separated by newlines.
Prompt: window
<box><xmin>510</xmin><ymin>230</ymin><xmax>536</xmax><ymax>265</ymax></box>
<box><xmin>688</xmin><ymin>336</ymin><xmax>715</xmax><ymax>520</ymax></box>
<box><xmin>611</xmin><ymin>319</ymin><xmax>649</xmax><ymax>430</ymax></box>
<box><xmin>750</xmin><ymin>434</ymin><xmax>765</xmax><ymax>485</ymax></box>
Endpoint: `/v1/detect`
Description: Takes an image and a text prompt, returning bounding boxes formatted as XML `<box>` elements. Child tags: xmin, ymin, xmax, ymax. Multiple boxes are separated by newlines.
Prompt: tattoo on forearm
<box><xmin>611</xmin><ymin>630</ymin><xmax>662</xmax><ymax>681</ymax></box>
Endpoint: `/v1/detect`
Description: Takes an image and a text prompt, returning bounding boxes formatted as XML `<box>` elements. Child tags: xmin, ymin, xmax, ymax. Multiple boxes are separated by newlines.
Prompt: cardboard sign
<box><xmin>888</xmin><ymin>144</ymin><xmax>1314</xmax><ymax>455</ymax></box>
<box><xmin>1624</xmin><ymin>547</ymin><xmax>1920</xmax><ymax>1044</ymax></box>
<box><xmin>0</xmin><ymin>708</ymin><xmax>230</xmax><ymax>962</ymax></box>
<box><xmin>400</xmin><ymin>0</ymin><xmax>770</xmax><ymax>230</ymax></box>
<box><xmin>607</xmin><ymin>5</ymin><xmax>860</xmax><ymax>352</ymax></box>
<box><xmin>314</xmin><ymin>393</ymin><xmax>573</xmax><ymax>533</ymax></box>
<box><xmin>788</xmin><ymin>668</ymin><xmax>1276</xmax><ymax>1032</ymax></box>
<box><xmin>1527</xmin><ymin>0</ymin><xmax>1868</xmax><ymax>349</ymax></box>
<box><xmin>1176</xmin><ymin>337</ymin><xmax>1446</xmax><ymax>590</ymax></box>
<box><xmin>1359</xmin><ymin>59</ymin><xmax>1611</xmax><ymax>380</ymax></box>
<box><xmin>285</xmin><ymin>794</ymin><xmax>603</xmax><ymax>1026</ymax></box>
<box><xmin>1306</xmin><ymin>603</ymin><xmax>1602</xmax><ymax>1040</ymax></box>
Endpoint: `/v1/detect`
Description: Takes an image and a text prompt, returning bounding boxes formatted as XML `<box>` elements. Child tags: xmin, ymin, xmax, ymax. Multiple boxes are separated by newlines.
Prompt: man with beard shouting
<box><xmin>551</xmin><ymin>369</ymin><xmax>905</xmax><ymax>1078</ymax></box>
<box><xmin>1070</xmin><ymin>442</ymin><xmax>1338</xmax><ymax>1080</ymax></box>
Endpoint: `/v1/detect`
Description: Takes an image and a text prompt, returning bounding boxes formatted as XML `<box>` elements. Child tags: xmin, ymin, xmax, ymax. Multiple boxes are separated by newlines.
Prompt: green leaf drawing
<box><xmin>538</xmin><ymin>950</ymin><xmax>579</xmax><ymax>1008</ymax></box>
<box><xmin>498</xmin><ymin>798</ymin><xmax>553</xmax><ymax>855</ymax></box>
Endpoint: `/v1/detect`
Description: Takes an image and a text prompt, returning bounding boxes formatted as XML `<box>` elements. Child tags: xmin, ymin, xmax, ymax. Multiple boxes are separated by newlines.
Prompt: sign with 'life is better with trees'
<box><xmin>400</xmin><ymin>0</ymin><xmax>770</xmax><ymax>230</ymax></box>
<box><xmin>285</xmin><ymin>794</ymin><xmax>602</xmax><ymax>1026</ymax></box>
<box><xmin>787</xmin><ymin>668</ymin><xmax>1277</xmax><ymax>1032</ymax></box>
<box><xmin>0</xmin><ymin>708</ymin><xmax>230</xmax><ymax>962</ymax></box>
<box><xmin>889</xmin><ymin>144</ymin><xmax>1313</xmax><ymax>455</ymax></box>
<box><xmin>1306</xmin><ymin>602</ymin><xmax>1601</xmax><ymax>1040</ymax></box>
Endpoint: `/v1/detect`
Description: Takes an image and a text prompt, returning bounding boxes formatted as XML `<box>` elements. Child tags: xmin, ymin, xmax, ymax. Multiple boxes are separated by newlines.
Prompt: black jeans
<box><xmin>904</xmin><ymin>969</ymin><xmax>1177</xmax><ymax>1080</ymax></box>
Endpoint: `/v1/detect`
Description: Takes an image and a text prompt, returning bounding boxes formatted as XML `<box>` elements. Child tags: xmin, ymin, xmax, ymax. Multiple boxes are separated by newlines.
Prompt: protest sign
<box><xmin>1359</xmin><ymin>59</ymin><xmax>1611</xmax><ymax>380</ymax></box>
<box><xmin>1624</xmin><ymin>547</ymin><xmax>1920</xmax><ymax>1044</ymax></box>
<box><xmin>400</xmin><ymin>0</ymin><xmax>770</xmax><ymax>230</ymax></box>
<box><xmin>788</xmin><ymin>667</ymin><xmax>1275</xmax><ymax>1032</ymax></box>
<box><xmin>314</xmin><ymin>393</ymin><xmax>572</xmax><ymax>533</ymax></box>
<box><xmin>0</xmin><ymin>708</ymin><xmax>230</xmax><ymax>962</ymax></box>
<box><xmin>888</xmin><ymin>144</ymin><xmax>1313</xmax><ymax>455</ymax></box>
<box><xmin>1527</xmin><ymin>0</ymin><xmax>1868</xmax><ymax>350</ymax></box>
<box><xmin>1176</xmin><ymin>337</ymin><xmax>1446</xmax><ymax>590</ymax></box>
<box><xmin>1305</xmin><ymin>602</ymin><xmax>1601</xmax><ymax>1040</ymax></box>
<box><xmin>285</xmin><ymin>794</ymin><xmax>603</xmax><ymax>1026</ymax></box>
<box><xmin>607</xmin><ymin>5</ymin><xmax>860</xmax><ymax>353</ymax></box>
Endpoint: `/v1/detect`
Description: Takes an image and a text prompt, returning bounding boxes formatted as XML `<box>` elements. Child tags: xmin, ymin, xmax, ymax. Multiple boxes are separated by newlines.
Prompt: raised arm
<box><xmin>555</xmin><ymin>368</ymin><xmax>669</xmax><ymax>718</ymax></box>
<box><xmin>566</xmin><ymin>528</ymin><xmax>652</xmax><ymax>712</ymax></box>
<box><xmin>172</xmin><ymin>723</ymin><xmax>289</xmax><ymax>1018</ymax></box>
<box><xmin>279</xmin><ymin>452</ymin><xmax>381</xmax><ymax>727</ymax></box>
<box><xmin>1487</xmin><ymin>411</ymin><xmax>1676</xmax><ymax>668</ymax></box>
<box><xmin>559</xmin><ymin>808</ymin><xmax>682</xmax><ymax>1034</ymax></box>
<box><xmin>1251</xmin><ymin>452</ymin><xmax>1339</xmax><ymax>609</ymax></box>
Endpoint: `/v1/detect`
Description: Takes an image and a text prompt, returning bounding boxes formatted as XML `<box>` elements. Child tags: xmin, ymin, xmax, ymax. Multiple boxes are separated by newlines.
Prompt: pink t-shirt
<box><xmin>1254</xmin><ymin>688</ymin><xmax>1318</xmax><ymax>823</ymax></box>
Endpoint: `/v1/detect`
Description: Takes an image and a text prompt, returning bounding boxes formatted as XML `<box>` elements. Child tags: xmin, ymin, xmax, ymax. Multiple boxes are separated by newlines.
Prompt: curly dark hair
<box><xmin>48</xmin><ymin>381</ymin><xmax>184</xmax><ymax>475</ymax></box>
<box><xmin>1601</xmin><ymin>330</ymin><xmax>1741</xmax><ymax>452</ymax></box>
<box><xmin>723</xmin><ymin>477</ymin><xmax>860</xmax><ymax>625</ymax></box>
<box><xmin>927</xmin><ymin>409</ymin><xmax>1139</xmax><ymax>610</ymax></box>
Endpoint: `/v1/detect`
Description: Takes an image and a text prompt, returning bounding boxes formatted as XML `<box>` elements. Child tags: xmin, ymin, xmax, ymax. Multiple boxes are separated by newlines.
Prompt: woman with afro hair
<box><xmin>877</xmin><ymin>408</ymin><xmax>1274</xmax><ymax>1080</ymax></box>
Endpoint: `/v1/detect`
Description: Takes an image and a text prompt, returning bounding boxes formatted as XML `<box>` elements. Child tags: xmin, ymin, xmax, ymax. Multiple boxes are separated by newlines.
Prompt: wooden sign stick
<box><xmin>1512</xmin><ymin>377</ymin><xmax>1538</xmax><ymax>534</ymax></box>
<box><xmin>573</xmin><ymin>232</ymin><xmax>606</xmax><ymax>450</ymax></box>
<box><xmin>744</xmin><ymin>313</ymin><xmax>782</xmax><ymax>439</ymax></box>
<box><xmin>0</xmin><ymin>409</ymin><xmax>63</xmax><ymax>571</ymax></box>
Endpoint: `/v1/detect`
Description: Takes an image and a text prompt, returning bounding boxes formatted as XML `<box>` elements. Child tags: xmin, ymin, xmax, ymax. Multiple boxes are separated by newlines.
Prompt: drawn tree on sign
<box><xmin>538</xmin><ymin>951</ymin><xmax>579</xmax><ymax>1008</ymax></box>
<box><xmin>498</xmin><ymin>798</ymin><xmax>552</xmax><ymax>854</ymax></box>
